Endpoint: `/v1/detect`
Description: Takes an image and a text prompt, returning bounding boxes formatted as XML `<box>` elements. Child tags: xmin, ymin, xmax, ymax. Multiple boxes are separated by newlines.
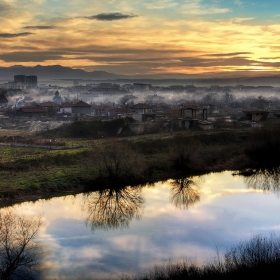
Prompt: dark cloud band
<box><xmin>0</xmin><ymin>32</ymin><xmax>33</xmax><ymax>38</ymax></box>
<box><xmin>0</xmin><ymin>51</ymin><xmax>62</xmax><ymax>62</ymax></box>
<box><xmin>84</xmin><ymin>13</ymin><xmax>137</xmax><ymax>21</ymax></box>
<box><xmin>203</xmin><ymin>52</ymin><xmax>252</xmax><ymax>57</ymax></box>
<box><xmin>24</xmin><ymin>26</ymin><xmax>55</xmax><ymax>30</ymax></box>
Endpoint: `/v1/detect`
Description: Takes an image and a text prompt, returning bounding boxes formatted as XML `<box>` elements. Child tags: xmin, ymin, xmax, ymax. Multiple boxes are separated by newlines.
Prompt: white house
<box><xmin>58</xmin><ymin>102</ymin><xmax>73</xmax><ymax>114</ymax></box>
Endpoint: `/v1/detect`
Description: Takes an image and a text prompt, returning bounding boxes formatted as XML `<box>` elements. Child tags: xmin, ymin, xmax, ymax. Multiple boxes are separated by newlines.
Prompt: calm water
<box><xmin>8</xmin><ymin>171</ymin><xmax>280</xmax><ymax>279</ymax></box>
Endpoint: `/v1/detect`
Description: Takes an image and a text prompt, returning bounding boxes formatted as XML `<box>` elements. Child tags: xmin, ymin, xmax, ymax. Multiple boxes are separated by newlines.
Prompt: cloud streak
<box><xmin>0</xmin><ymin>51</ymin><xmax>64</xmax><ymax>62</ymax></box>
<box><xmin>84</xmin><ymin>13</ymin><xmax>138</xmax><ymax>21</ymax></box>
<box><xmin>0</xmin><ymin>32</ymin><xmax>33</xmax><ymax>38</ymax></box>
<box><xmin>24</xmin><ymin>25</ymin><xmax>55</xmax><ymax>30</ymax></box>
<box><xmin>203</xmin><ymin>52</ymin><xmax>252</xmax><ymax>57</ymax></box>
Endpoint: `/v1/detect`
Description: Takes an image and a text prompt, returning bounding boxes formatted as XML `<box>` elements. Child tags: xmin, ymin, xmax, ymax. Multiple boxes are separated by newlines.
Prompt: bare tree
<box><xmin>0</xmin><ymin>209</ymin><xmax>43</xmax><ymax>280</ymax></box>
<box><xmin>94</xmin><ymin>140</ymin><xmax>143</xmax><ymax>181</ymax></box>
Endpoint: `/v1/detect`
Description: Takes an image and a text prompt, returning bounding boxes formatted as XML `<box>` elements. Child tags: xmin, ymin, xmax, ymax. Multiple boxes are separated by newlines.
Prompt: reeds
<box><xmin>123</xmin><ymin>234</ymin><xmax>280</xmax><ymax>280</ymax></box>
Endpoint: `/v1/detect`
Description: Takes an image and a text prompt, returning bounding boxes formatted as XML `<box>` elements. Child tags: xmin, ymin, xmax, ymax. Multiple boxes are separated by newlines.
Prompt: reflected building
<box><xmin>83</xmin><ymin>186</ymin><xmax>144</xmax><ymax>231</ymax></box>
<box><xmin>170</xmin><ymin>177</ymin><xmax>200</xmax><ymax>209</ymax></box>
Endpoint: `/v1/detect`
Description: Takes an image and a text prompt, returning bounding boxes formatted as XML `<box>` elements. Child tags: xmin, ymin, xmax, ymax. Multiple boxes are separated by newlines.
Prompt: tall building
<box><xmin>14</xmin><ymin>75</ymin><xmax>37</xmax><ymax>88</ymax></box>
<box><xmin>14</xmin><ymin>75</ymin><xmax>26</xmax><ymax>83</ymax></box>
<box><xmin>26</xmin><ymin>75</ymin><xmax>37</xmax><ymax>87</ymax></box>
<box><xmin>133</xmin><ymin>83</ymin><xmax>151</xmax><ymax>92</ymax></box>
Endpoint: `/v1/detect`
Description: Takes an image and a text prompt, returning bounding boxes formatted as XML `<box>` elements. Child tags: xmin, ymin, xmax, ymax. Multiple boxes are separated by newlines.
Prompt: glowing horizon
<box><xmin>1</xmin><ymin>0</ymin><xmax>280</xmax><ymax>77</ymax></box>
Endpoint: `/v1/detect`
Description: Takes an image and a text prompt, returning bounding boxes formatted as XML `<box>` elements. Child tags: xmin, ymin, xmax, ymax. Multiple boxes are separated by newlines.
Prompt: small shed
<box><xmin>243</xmin><ymin>110</ymin><xmax>269</xmax><ymax>122</ymax></box>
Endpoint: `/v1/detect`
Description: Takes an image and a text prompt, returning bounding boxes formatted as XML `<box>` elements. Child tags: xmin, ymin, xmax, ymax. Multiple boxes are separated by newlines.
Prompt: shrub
<box><xmin>93</xmin><ymin>140</ymin><xmax>144</xmax><ymax>182</ymax></box>
<box><xmin>168</xmin><ymin>135</ymin><xmax>201</xmax><ymax>176</ymax></box>
<box><xmin>245</xmin><ymin>125</ymin><xmax>280</xmax><ymax>167</ymax></box>
<box><xmin>122</xmin><ymin>234</ymin><xmax>280</xmax><ymax>280</ymax></box>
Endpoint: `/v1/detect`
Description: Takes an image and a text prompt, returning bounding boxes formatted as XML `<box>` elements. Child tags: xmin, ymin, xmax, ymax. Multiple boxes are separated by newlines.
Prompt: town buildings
<box><xmin>1</xmin><ymin>75</ymin><xmax>280</xmax><ymax>133</ymax></box>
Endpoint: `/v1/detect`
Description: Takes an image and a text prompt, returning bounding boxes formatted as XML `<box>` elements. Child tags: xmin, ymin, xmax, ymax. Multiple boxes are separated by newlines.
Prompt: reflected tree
<box><xmin>0</xmin><ymin>209</ymin><xmax>43</xmax><ymax>280</ymax></box>
<box><xmin>244</xmin><ymin>167</ymin><xmax>280</xmax><ymax>194</ymax></box>
<box><xmin>171</xmin><ymin>178</ymin><xmax>200</xmax><ymax>209</ymax></box>
<box><xmin>83</xmin><ymin>186</ymin><xmax>144</xmax><ymax>231</ymax></box>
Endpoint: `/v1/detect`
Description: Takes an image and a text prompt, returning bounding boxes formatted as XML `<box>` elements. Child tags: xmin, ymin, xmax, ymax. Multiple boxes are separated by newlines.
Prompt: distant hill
<box><xmin>1</xmin><ymin>65</ymin><xmax>280</xmax><ymax>86</ymax></box>
<box><xmin>0</xmin><ymin>65</ymin><xmax>120</xmax><ymax>81</ymax></box>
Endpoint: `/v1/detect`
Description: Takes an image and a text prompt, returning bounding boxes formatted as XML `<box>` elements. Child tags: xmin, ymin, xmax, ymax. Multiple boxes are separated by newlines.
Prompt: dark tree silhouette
<box><xmin>94</xmin><ymin>141</ymin><xmax>143</xmax><ymax>182</ymax></box>
<box><xmin>0</xmin><ymin>210</ymin><xmax>43</xmax><ymax>280</ymax></box>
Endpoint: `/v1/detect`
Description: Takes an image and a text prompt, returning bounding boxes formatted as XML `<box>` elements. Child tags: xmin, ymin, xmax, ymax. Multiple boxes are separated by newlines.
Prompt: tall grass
<box><xmin>122</xmin><ymin>234</ymin><xmax>280</xmax><ymax>280</ymax></box>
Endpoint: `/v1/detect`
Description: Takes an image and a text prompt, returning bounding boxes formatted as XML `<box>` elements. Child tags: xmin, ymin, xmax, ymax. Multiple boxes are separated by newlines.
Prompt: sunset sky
<box><xmin>1</xmin><ymin>0</ymin><xmax>280</xmax><ymax>76</ymax></box>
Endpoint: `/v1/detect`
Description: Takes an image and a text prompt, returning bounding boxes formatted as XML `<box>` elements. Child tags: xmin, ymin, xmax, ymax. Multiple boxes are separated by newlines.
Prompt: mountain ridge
<box><xmin>0</xmin><ymin>65</ymin><xmax>280</xmax><ymax>86</ymax></box>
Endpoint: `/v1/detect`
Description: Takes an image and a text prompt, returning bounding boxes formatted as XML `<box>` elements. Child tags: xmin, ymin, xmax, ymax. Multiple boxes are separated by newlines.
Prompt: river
<box><xmin>5</xmin><ymin>170</ymin><xmax>280</xmax><ymax>279</ymax></box>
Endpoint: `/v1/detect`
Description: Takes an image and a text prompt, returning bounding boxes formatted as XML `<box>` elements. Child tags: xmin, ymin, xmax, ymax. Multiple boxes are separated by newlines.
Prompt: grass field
<box><xmin>0</xmin><ymin>120</ymin><xmax>277</xmax><ymax>205</ymax></box>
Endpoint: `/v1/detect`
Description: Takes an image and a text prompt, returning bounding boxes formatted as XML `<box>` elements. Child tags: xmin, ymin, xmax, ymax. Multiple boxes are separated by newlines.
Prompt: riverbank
<box><xmin>122</xmin><ymin>234</ymin><xmax>280</xmax><ymax>280</ymax></box>
<box><xmin>0</xmin><ymin>126</ymin><xmax>274</xmax><ymax>207</ymax></box>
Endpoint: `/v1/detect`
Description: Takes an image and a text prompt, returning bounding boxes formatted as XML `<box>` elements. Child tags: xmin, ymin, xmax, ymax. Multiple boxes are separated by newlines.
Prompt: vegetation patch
<box><xmin>122</xmin><ymin>234</ymin><xmax>280</xmax><ymax>280</ymax></box>
<box><xmin>39</xmin><ymin>118</ymin><xmax>135</xmax><ymax>138</ymax></box>
<box><xmin>0</xmin><ymin>126</ymin><xmax>276</xmax><ymax>204</ymax></box>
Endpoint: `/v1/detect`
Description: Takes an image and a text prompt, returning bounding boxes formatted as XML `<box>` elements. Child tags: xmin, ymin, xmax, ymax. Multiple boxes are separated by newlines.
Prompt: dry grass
<box><xmin>0</xmin><ymin>129</ymin><xmax>33</xmax><ymax>137</ymax></box>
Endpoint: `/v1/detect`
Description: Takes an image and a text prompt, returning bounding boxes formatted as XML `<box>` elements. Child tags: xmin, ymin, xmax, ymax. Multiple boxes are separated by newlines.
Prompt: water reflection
<box><xmin>7</xmin><ymin>171</ymin><xmax>280</xmax><ymax>279</ymax></box>
<box><xmin>170</xmin><ymin>177</ymin><xmax>200</xmax><ymax>209</ymax></box>
<box><xmin>83</xmin><ymin>186</ymin><xmax>144</xmax><ymax>231</ymax></box>
<box><xmin>244</xmin><ymin>168</ymin><xmax>280</xmax><ymax>194</ymax></box>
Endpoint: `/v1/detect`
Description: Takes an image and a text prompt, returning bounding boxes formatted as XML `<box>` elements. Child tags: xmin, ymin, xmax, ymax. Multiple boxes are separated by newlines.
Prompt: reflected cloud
<box><xmin>244</xmin><ymin>168</ymin><xmax>280</xmax><ymax>194</ymax></box>
<box><xmin>83</xmin><ymin>186</ymin><xmax>144</xmax><ymax>231</ymax></box>
<box><xmin>170</xmin><ymin>178</ymin><xmax>200</xmax><ymax>209</ymax></box>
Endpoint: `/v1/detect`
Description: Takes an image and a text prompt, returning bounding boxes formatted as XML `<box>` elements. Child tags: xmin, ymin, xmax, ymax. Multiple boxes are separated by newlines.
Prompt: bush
<box><xmin>122</xmin><ymin>234</ymin><xmax>280</xmax><ymax>280</ymax></box>
<box><xmin>168</xmin><ymin>135</ymin><xmax>201</xmax><ymax>176</ymax></box>
<box><xmin>245</xmin><ymin>125</ymin><xmax>280</xmax><ymax>167</ymax></box>
<box><xmin>224</xmin><ymin>234</ymin><xmax>280</xmax><ymax>270</ymax></box>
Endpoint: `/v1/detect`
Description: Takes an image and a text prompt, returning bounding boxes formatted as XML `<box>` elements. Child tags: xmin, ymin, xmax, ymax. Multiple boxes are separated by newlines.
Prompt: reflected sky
<box><xmin>11</xmin><ymin>171</ymin><xmax>280</xmax><ymax>279</ymax></box>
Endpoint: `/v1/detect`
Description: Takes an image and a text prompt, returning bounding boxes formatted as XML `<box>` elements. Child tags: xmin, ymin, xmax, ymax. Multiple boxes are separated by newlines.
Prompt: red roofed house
<box><xmin>72</xmin><ymin>100</ymin><xmax>91</xmax><ymax>115</ymax></box>
<box><xmin>38</xmin><ymin>101</ymin><xmax>60</xmax><ymax>115</ymax></box>
<box><xmin>16</xmin><ymin>107</ymin><xmax>47</xmax><ymax>117</ymax></box>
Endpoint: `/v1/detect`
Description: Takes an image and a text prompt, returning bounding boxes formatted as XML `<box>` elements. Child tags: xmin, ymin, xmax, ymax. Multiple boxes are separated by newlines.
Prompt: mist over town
<box><xmin>1</xmin><ymin>64</ymin><xmax>280</xmax><ymax>133</ymax></box>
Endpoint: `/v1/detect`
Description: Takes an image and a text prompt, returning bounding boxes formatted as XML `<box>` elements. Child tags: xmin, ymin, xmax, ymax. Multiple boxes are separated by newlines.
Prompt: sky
<box><xmin>1</xmin><ymin>0</ymin><xmax>280</xmax><ymax>77</ymax></box>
